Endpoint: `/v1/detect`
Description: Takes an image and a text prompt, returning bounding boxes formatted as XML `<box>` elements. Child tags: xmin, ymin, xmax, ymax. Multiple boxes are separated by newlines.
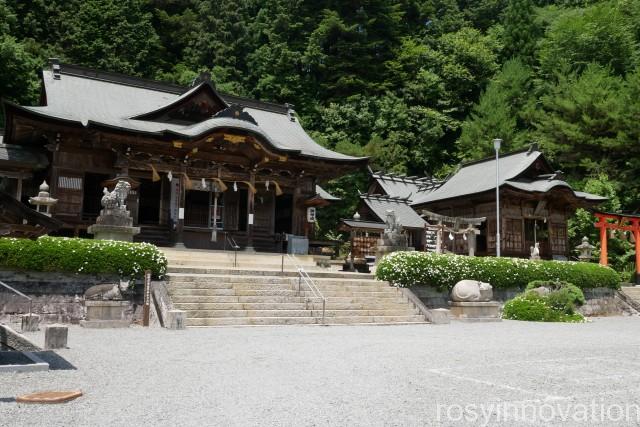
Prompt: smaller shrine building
<box><xmin>344</xmin><ymin>146</ymin><xmax>605</xmax><ymax>260</ymax></box>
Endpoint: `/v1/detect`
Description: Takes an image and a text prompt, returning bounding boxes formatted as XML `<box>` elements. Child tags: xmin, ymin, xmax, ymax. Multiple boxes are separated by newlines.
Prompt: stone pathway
<box><xmin>2</xmin><ymin>317</ymin><xmax>640</xmax><ymax>426</ymax></box>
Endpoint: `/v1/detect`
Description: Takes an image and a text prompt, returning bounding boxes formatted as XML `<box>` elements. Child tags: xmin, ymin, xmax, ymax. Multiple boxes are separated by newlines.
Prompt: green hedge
<box><xmin>502</xmin><ymin>292</ymin><xmax>585</xmax><ymax>323</ymax></box>
<box><xmin>375</xmin><ymin>251</ymin><xmax>620</xmax><ymax>290</ymax></box>
<box><xmin>0</xmin><ymin>236</ymin><xmax>167</xmax><ymax>278</ymax></box>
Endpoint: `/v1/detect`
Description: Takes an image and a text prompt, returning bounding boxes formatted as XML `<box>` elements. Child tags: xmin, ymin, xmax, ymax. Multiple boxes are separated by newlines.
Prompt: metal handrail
<box><xmin>286</xmin><ymin>254</ymin><xmax>326</xmax><ymax>324</ymax></box>
<box><xmin>224</xmin><ymin>232</ymin><xmax>240</xmax><ymax>267</ymax></box>
<box><xmin>0</xmin><ymin>280</ymin><xmax>32</xmax><ymax>315</ymax></box>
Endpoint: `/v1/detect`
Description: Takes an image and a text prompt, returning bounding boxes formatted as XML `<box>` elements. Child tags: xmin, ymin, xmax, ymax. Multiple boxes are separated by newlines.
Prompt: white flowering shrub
<box><xmin>375</xmin><ymin>251</ymin><xmax>620</xmax><ymax>290</ymax></box>
<box><xmin>0</xmin><ymin>236</ymin><xmax>167</xmax><ymax>278</ymax></box>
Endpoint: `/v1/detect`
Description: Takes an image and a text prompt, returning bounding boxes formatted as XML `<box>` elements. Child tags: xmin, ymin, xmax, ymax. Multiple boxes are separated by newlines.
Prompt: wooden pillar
<box><xmin>16</xmin><ymin>176</ymin><xmax>23</xmax><ymax>202</ymax></box>
<box><xmin>245</xmin><ymin>170</ymin><xmax>256</xmax><ymax>251</ymax></box>
<box><xmin>174</xmin><ymin>170</ymin><xmax>186</xmax><ymax>248</ymax></box>
<box><xmin>467</xmin><ymin>230</ymin><xmax>477</xmax><ymax>257</ymax></box>
<box><xmin>633</xmin><ymin>220</ymin><xmax>640</xmax><ymax>282</ymax></box>
<box><xmin>599</xmin><ymin>224</ymin><xmax>608</xmax><ymax>266</ymax></box>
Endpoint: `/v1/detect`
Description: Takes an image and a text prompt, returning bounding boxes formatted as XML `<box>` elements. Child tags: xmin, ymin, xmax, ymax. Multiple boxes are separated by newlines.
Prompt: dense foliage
<box><xmin>502</xmin><ymin>292</ymin><xmax>585</xmax><ymax>323</ymax></box>
<box><xmin>375</xmin><ymin>251</ymin><xmax>620</xmax><ymax>290</ymax></box>
<box><xmin>1</xmin><ymin>0</ymin><xmax>639</xmax><ymax>269</ymax></box>
<box><xmin>502</xmin><ymin>280</ymin><xmax>586</xmax><ymax>322</ymax></box>
<box><xmin>0</xmin><ymin>237</ymin><xmax>167</xmax><ymax>278</ymax></box>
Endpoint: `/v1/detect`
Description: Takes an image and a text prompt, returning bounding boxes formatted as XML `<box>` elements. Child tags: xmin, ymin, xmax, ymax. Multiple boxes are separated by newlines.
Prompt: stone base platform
<box><xmin>449</xmin><ymin>301</ymin><xmax>501</xmax><ymax>322</ymax></box>
<box><xmin>82</xmin><ymin>300</ymin><xmax>132</xmax><ymax>328</ymax></box>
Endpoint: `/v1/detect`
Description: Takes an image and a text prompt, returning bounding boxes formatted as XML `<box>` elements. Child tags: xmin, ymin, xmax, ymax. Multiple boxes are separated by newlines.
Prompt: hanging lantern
<box><xmin>167</xmin><ymin>171</ymin><xmax>173</xmax><ymax>182</ymax></box>
<box><xmin>463</xmin><ymin>233</ymin><xmax>468</xmax><ymax>241</ymax></box>
<box><xmin>265</xmin><ymin>180</ymin><xmax>270</xmax><ymax>190</ymax></box>
<box><xmin>233</xmin><ymin>181</ymin><xmax>238</xmax><ymax>192</ymax></box>
<box><xmin>448</xmin><ymin>232</ymin><xmax>454</xmax><ymax>241</ymax></box>
<box><xmin>201</xmin><ymin>178</ymin><xmax>206</xmax><ymax>189</ymax></box>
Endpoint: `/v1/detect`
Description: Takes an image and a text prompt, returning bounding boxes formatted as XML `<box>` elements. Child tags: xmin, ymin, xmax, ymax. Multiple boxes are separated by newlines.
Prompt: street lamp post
<box><xmin>493</xmin><ymin>138</ymin><xmax>502</xmax><ymax>257</ymax></box>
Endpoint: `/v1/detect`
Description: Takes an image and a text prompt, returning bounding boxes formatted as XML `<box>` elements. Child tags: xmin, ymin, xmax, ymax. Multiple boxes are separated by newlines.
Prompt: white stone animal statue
<box><xmin>84</xmin><ymin>279</ymin><xmax>131</xmax><ymax>301</ymax></box>
<box><xmin>451</xmin><ymin>280</ymin><xmax>493</xmax><ymax>302</ymax></box>
<box><xmin>101</xmin><ymin>187</ymin><xmax>118</xmax><ymax>209</ymax></box>
<box><xmin>530</xmin><ymin>242</ymin><xmax>541</xmax><ymax>260</ymax></box>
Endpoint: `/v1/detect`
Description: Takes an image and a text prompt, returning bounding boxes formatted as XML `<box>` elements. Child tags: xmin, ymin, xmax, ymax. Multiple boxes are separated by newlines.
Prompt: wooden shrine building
<box><xmin>0</xmin><ymin>60</ymin><xmax>367</xmax><ymax>250</ymax></box>
<box><xmin>344</xmin><ymin>146</ymin><xmax>605</xmax><ymax>260</ymax></box>
<box><xmin>411</xmin><ymin>146</ymin><xmax>606</xmax><ymax>259</ymax></box>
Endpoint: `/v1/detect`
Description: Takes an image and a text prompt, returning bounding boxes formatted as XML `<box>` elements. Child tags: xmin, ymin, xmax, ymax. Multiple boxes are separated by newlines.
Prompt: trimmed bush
<box><xmin>376</xmin><ymin>251</ymin><xmax>620</xmax><ymax>290</ymax></box>
<box><xmin>525</xmin><ymin>280</ymin><xmax>585</xmax><ymax>307</ymax></box>
<box><xmin>502</xmin><ymin>292</ymin><xmax>584</xmax><ymax>323</ymax></box>
<box><xmin>0</xmin><ymin>236</ymin><xmax>167</xmax><ymax>278</ymax></box>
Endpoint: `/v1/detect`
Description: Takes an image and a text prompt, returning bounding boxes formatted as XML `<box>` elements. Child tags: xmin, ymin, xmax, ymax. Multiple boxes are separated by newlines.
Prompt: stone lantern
<box><xmin>29</xmin><ymin>181</ymin><xmax>58</xmax><ymax>217</ymax></box>
<box><xmin>576</xmin><ymin>236</ymin><xmax>595</xmax><ymax>262</ymax></box>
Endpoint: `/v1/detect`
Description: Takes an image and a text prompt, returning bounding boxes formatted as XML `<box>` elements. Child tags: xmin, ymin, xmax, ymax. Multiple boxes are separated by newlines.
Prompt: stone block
<box><xmin>167</xmin><ymin>310</ymin><xmax>186</xmax><ymax>330</ymax></box>
<box><xmin>21</xmin><ymin>314</ymin><xmax>41</xmax><ymax>332</ymax></box>
<box><xmin>44</xmin><ymin>324</ymin><xmax>68</xmax><ymax>349</ymax></box>
<box><xmin>85</xmin><ymin>300</ymin><xmax>131</xmax><ymax>321</ymax></box>
<box><xmin>449</xmin><ymin>301</ymin><xmax>501</xmax><ymax>322</ymax></box>
<box><xmin>426</xmin><ymin>308</ymin><xmax>451</xmax><ymax>324</ymax></box>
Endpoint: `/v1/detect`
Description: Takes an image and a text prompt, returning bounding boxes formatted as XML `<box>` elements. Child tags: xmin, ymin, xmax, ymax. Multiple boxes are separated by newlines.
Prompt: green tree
<box><xmin>457</xmin><ymin>59</ymin><xmax>532</xmax><ymax>159</ymax></box>
<box><xmin>501</xmin><ymin>0</ymin><xmax>541</xmax><ymax>62</ymax></box>
<box><xmin>538</xmin><ymin>2</ymin><xmax>638</xmax><ymax>76</ymax></box>
<box><xmin>59</xmin><ymin>0</ymin><xmax>162</xmax><ymax>77</ymax></box>
<box><xmin>531</xmin><ymin>64</ymin><xmax>626</xmax><ymax>180</ymax></box>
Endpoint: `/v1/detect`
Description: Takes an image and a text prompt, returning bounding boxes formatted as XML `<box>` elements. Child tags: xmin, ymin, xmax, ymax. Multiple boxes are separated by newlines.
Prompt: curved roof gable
<box><xmin>6</xmin><ymin>63</ymin><xmax>367</xmax><ymax>164</ymax></box>
<box><xmin>130</xmin><ymin>81</ymin><xmax>228</xmax><ymax>123</ymax></box>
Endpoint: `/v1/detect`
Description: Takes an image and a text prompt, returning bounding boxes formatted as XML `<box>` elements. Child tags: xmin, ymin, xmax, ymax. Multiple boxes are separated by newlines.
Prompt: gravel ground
<box><xmin>2</xmin><ymin>317</ymin><xmax>640</xmax><ymax>426</ymax></box>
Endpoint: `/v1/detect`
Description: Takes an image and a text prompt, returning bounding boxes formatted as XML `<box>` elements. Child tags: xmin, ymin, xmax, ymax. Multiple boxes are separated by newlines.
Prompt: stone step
<box><xmin>187</xmin><ymin>317</ymin><xmax>319</xmax><ymax>326</ymax></box>
<box><xmin>166</xmin><ymin>267</ymin><xmax>374</xmax><ymax>280</ymax></box>
<box><xmin>185</xmin><ymin>309</ymin><xmax>315</xmax><ymax>318</ymax></box>
<box><xmin>186</xmin><ymin>315</ymin><xmax>426</xmax><ymax>326</ymax></box>
<box><xmin>170</xmin><ymin>295</ymin><xmax>307</xmax><ymax>304</ymax></box>
<box><xmin>173</xmin><ymin>302</ymin><xmax>309</xmax><ymax>311</ymax></box>
<box><xmin>166</xmin><ymin>275</ymin><xmax>383</xmax><ymax>286</ymax></box>
<box><xmin>168</xmin><ymin>283</ymin><xmax>297</xmax><ymax>291</ymax></box>
<box><xmin>184</xmin><ymin>308</ymin><xmax>419</xmax><ymax>318</ymax></box>
<box><xmin>169</xmin><ymin>282</ymin><xmax>390</xmax><ymax>293</ymax></box>
<box><xmin>170</xmin><ymin>295</ymin><xmax>408</xmax><ymax>304</ymax></box>
<box><xmin>173</xmin><ymin>301</ymin><xmax>412</xmax><ymax>311</ymax></box>
<box><xmin>169</xmin><ymin>288</ymin><xmax>398</xmax><ymax>298</ymax></box>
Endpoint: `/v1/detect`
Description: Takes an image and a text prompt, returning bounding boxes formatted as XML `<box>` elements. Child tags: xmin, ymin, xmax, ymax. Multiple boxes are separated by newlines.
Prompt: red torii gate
<box><xmin>594</xmin><ymin>212</ymin><xmax>640</xmax><ymax>276</ymax></box>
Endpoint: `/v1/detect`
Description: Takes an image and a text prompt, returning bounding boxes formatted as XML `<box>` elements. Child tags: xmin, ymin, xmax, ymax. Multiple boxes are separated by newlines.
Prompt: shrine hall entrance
<box><xmin>274</xmin><ymin>194</ymin><xmax>293</xmax><ymax>234</ymax></box>
<box><xmin>138</xmin><ymin>178</ymin><xmax>161</xmax><ymax>225</ymax></box>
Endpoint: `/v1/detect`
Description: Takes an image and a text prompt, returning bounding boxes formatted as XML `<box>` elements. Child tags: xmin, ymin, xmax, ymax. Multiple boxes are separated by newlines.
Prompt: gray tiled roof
<box><xmin>316</xmin><ymin>185</ymin><xmax>340</xmax><ymax>201</ymax></box>
<box><xmin>341</xmin><ymin>219</ymin><xmax>386</xmax><ymax>230</ymax></box>
<box><xmin>0</xmin><ymin>143</ymin><xmax>48</xmax><ymax>168</ymax></box>
<box><xmin>411</xmin><ymin>149</ymin><xmax>604</xmax><ymax>205</ymax></box>
<box><xmin>362</xmin><ymin>195</ymin><xmax>426</xmax><ymax>229</ymax></box>
<box><xmin>18</xmin><ymin>67</ymin><xmax>365</xmax><ymax>163</ymax></box>
<box><xmin>504</xmin><ymin>179</ymin><xmax>607</xmax><ymax>202</ymax></box>
<box><xmin>411</xmin><ymin>150</ymin><xmax>543</xmax><ymax>205</ymax></box>
<box><xmin>371</xmin><ymin>172</ymin><xmax>441</xmax><ymax>202</ymax></box>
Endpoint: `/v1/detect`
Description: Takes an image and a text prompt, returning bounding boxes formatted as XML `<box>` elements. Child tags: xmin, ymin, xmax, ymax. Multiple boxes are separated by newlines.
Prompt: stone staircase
<box><xmin>162</xmin><ymin>249</ymin><xmax>427</xmax><ymax>327</ymax></box>
<box><xmin>619</xmin><ymin>286</ymin><xmax>640</xmax><ymax>312</ymax></box>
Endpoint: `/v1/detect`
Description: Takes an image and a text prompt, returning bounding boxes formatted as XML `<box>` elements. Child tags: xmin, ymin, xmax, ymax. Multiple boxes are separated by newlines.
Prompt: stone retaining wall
<box><xmin>410</xmin><ymin>286</ymin><xmax>625</xmax><ymax>317</ymax></box>
<box><xmin>0</xmin><ymin>270</ymin><xmax>144</xmax><ymax>324</ymax></box>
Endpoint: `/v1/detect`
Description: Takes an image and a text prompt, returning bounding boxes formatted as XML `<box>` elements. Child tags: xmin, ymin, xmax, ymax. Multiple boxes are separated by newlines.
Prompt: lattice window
<box><xmin>504</xmin><ymin>218</ymin><xmax>523</xmax><ymax>252</ymax></box>
<box><xmin>550</xmin><ymin>223</ymin><xmax>567</xmax><ymax>254</ymax></box>
<box><xmin>57</xmin><ymin>176</ymin><xmax>82</xmax><ymax>190</ymax></box>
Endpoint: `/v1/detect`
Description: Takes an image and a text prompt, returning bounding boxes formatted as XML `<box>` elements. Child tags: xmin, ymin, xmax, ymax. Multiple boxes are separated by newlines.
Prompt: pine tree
<box><xmin>501</xmin><ymin>0</ymin><xmax>540</xmax><ymax>62</ymax></box>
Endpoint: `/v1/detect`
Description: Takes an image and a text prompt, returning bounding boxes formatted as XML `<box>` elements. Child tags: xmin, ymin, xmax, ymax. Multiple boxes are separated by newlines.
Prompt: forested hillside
<box><xmin>1</xmin><ymin>0</ymin><xmax>639</xmax><ymax>263</ymax></box>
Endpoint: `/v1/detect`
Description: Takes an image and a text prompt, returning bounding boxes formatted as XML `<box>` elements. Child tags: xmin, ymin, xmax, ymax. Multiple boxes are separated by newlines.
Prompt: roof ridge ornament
<box><xmin>284</xmin><ymin>103</ymin><xmax>296</xmax><ymax>122</ymax></box>
<box><xmin>213</xmin><ymin>104</ymin><xmax>258</xmax><ymax>126</ymax></box>
<box><xmin>49</xmin><ymin>58</ymin><xmax>61</xmax><ymax>80</ymax></box>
